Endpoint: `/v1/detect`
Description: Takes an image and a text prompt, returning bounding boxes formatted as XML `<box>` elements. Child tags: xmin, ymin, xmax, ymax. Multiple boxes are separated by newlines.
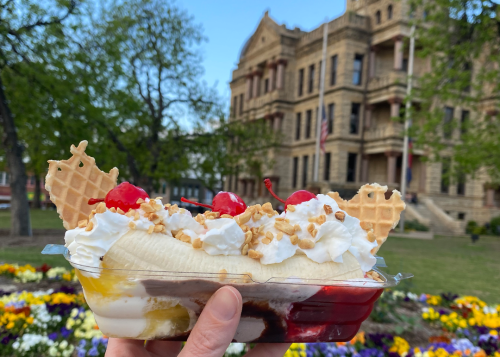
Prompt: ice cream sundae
<box><xmin>43</xmin><ymin>140</ymin><xmax>409</xmax><ymax>342</ymax></box>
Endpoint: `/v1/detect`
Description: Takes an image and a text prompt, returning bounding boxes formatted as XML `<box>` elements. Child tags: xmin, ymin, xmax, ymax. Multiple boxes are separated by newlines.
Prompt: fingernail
<box><xmin>210</xmin><ymin>287</ymin><xmax>239</xmax><ymax>321</ymax></box>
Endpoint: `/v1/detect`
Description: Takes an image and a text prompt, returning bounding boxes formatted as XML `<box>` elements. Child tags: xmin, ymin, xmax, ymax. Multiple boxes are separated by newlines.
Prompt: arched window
<box><xmin>375</xmin><ymin>10</ymin><xmax>381</xmax><ymax>24</ymax></box>
<box><xmin>388</xmin><ymin>5</ymin><xmax>393</xmax><ymax>20</ymax></box>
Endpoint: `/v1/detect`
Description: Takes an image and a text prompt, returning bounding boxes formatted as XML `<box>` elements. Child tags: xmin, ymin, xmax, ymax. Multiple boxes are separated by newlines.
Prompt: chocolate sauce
<box><xmin>142</xmin><ymin>279</ymin><xmax>286</xmax><ymax>342</ymax></box>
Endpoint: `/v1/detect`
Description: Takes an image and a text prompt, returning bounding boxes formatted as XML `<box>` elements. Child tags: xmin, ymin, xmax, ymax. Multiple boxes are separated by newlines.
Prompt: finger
<box><xmin>244</xmin><ymin>343</ymin><xmax>292</xmax><ymax>357</ymax></box>
<box><xmin>179</xmin><ymin>286</ymin><xmax>242</xmax><ymax>357</ymax></box>
<box><xmin>105</xmin><ymin>338</ymin><xmax>147</xmax><ymax>357</ymax></box>
<box><xmin>145</xmin><ymin>340</ymin><xmax>183</xmax><ymax>357</ymax></box>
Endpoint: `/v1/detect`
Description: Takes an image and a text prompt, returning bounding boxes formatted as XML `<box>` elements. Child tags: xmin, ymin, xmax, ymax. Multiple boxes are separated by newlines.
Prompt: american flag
<box><xmin>320</xmin><ymin>105</ymin><xmax>328</xmax><ymax>154</ymax></box>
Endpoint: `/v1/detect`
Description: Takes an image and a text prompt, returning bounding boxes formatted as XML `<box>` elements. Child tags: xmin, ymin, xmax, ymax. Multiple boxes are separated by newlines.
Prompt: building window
<box><xmin>264</xmin><ymin>78</ymin><xmax>269</xmax><ymax>94</ymax></box>
<box><xmin>460</xmin><ymin>110</ymin><xmax>469</xmax><ymax>135</ymax></box>
<box><xmin>375</xmin><ymin>10</ymin><xmax>381</xmax><ymax>24</ymax></box>
<box><xmin>441</xmin><ymin>159</ymin><xmax>450</xmax><ymax>194</ymax></box>
<box><xmin>187</xmin><ymin>186</ymin><xmax>192</xmax><ymax>198</ymax></box>
<box><xmin>350</xmin><ymin>103</ymin><xmax>361</xmax><ymax>134</ymax></box>
<box><xmin>194</xmin><ymin>186</ymin><xmax>199</xmax><ymax>197</ymax></box>
<box><xmin>457</xmin><ymin>172</ymin><xmax>466</xmax><ymax>195</ymax></box>
<box><xmin>308</xmin><ymin>64</ymin><xmax>315</xmax><ymax>93</ymax></box>
<box><xmin>292</xmin><ymin>157</ymin><xmax>299</xmax><ymax>188</ymax></box>
<box><xmin>302</xmin><ymin>155</ymin><xmax>309</xmax><ymax>188</ymax></box>
<box><xmin>318</xmin><ymin>60</ymin><xmax>322</xmax><ymax>89</ymax></box>
<box><xmin>328</xmin><ymin>103</ymin><xmax>334</xmax><ymax>134</ymax></box>
<box><xmin>347</xmin><ymin>153</ymin><xmax>357</xmax><ymax>182</ymax></box>
<box><xmin>239</xmin><ymin>93</ymin><xmax>244</xmax><ymax>115</ymax></box>
<box><xmin>353</xmin><ymin>54</ymin><xmax>363</xmax><ymax>85</ymax></box>
<box><xmin>298</xmin><ymin>68</ymin><xmax>304</xmax><ymax>96</ymax></box>
<box><xmin>458</xmin><ymin>212</ymin><xmax>465</xmax><ymax>220</ymax></box>
<box><xmin>402</xmin><ymin>58</ymin><xmax>408</xmax><ymax>72</ymax></box>
<box><xmin>443</xmin><ymin>106</ymin><xmax>454</xmax><ymax>139</ymax></box>
<box><xmin>180</xmin><ymin>186</ymin><xmax>186</xmax><ymax>197</ymax></box>
<box><xmin>232</xmin><ymin>96</ymin><xmax>237</xmax><ymax>117</ymax></box>
<box><xmin>305</xmin><ymin>110</ymin><xmax>312</xmax><ymax>138</ymax></box>
<box><xmin>387</xmin><ymin>5</ymin><xmax>393</xmax><ymax>19</ymax></box>
<box><xmin>324</xmin><ymin>152</ymin><xmax>331</xmax><ymax>181</ymax></box>
<box><xmin>173</xmin><ymin>186</ymin><xmax>179</xmax><ymax>196</ymax></box>
<box><xmin>330</xmin><ymin>55</ymin><xmax>337</xmax><ymax>86</ymax></box>
<box><xmin>295</xmin><ymin>113</ymin><xmax>301</xmax><ymax>140</ymax></box>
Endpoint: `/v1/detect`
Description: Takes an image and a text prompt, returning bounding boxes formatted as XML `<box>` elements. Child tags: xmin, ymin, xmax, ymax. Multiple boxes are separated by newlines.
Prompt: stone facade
<box><xmin>226</xmin><ymin>0</ymin><xmax>500</xmax><ymax>229</ymax></box>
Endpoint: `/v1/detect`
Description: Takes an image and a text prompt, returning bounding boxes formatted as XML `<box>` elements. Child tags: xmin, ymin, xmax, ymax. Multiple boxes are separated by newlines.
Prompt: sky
<box><xmin>179</xmin><ymin>0</ymin><xmax>346</xmax><ymax>104</ymax></box>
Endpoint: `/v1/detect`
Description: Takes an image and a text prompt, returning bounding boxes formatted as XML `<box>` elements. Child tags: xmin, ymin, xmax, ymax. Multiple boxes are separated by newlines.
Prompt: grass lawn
<box><xmin>0</xmin><ymin>209</ymin><xmax>63</xmax><ymax>229</ymax></box>
<box><xmin>381</xmin><ymin>235</ymin><xmax>500</xmax><ymax>304</ymax></box>
<box><xmin>0</xmin><ymin>246</ymin><xmax>70</xmax><ymax>269</ymax></box>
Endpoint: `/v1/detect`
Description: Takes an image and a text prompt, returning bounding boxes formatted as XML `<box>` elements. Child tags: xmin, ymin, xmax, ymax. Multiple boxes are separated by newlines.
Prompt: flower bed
<box><xmin>0</xmin><ymin>264</ymin><xmax>499</xmax><ymax>357</ymax></box>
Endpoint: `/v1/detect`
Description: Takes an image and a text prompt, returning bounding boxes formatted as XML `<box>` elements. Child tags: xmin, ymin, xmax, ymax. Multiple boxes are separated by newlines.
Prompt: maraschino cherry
<box><xmin>181</xmin><ymin>192</ymin><xmax>247</xmax><ymax>217</ymax></box>
<box><xmin>88</xmin><ymin>182</ymin><xmax>149</xmax><ymax>212</ymax></box>
<box><xmin>264</xmin><ymin>178</ymin><xmax>317</xmax><ymax>210</ymax></box>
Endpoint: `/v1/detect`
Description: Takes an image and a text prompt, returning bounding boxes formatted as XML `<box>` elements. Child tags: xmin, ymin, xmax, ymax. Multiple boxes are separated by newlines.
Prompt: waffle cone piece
<box><xmin>329</xmin><ymin>183</ymin><xmax>405</xmax><ymax>254</ymax></box>
<box><xmin>45</xmin><ymin>141</ymin><xmax>119</xmax><ymax>230</ymax></box>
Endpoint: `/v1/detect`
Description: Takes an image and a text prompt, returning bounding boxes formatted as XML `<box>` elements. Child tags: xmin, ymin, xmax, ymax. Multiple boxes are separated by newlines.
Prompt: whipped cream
<box><xmin>65</xmin><ymin>196</ymin><xmax>379</xmax><ymax>274</ymax></box>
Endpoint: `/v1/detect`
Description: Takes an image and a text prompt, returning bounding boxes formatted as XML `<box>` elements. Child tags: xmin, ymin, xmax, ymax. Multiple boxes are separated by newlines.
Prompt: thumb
<box><xmin>179</xmin><ymin>286</ymin><xmax>242</xmax><ymax>357</ymax></box>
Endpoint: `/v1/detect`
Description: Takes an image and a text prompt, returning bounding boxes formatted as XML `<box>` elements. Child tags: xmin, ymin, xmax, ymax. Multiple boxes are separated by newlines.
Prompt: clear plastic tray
<box><xmin>42</xmin><ymin>244</ymin><xmax>412</xmax><ymax>343</ymax></box>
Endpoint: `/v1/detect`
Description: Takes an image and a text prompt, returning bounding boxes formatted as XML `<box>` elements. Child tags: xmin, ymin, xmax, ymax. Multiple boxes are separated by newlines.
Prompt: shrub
<box><xmin>490</xmin><ymin>216</ymin><xmax>500</xmax><ymax>236</ymax></box>
<box><xmin>465</xmin><ymin>221</ymin><xmax>478</xmax><ymax>234</ymax></box>
<box><xmin>396</xmin><ymin>219</ymin><xmax>429</xmax><ymax>232</ymax></box>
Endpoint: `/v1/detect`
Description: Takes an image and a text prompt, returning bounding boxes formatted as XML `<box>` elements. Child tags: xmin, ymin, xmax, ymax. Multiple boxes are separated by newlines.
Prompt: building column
<box><xmin>276</xmin><ymin>59</ymin><xmax>287</xmax><ymax>90</ymax></box>
<box><xmin>267</xmin><ymin>61</ymin><xmax>276</xmax><ymax>92</ymax></box>
<box><xmin>419</xmin><ymin>161</ymin><xmax>427</xmax><ymax>193</ymax></box>
<box><xmin>252</xmin><ymin>70</ymin><xmax>261</xmax><ymax>98</ymax></box>
<box><xmin>361</xmin><ymin>154</ymin><xmax>369</xmax><ymax>183</ymax></box>
<box><xmin>486</xmin><ymin>187</ymin><xmax>495</xmax><ymax>207</ymax></box>
<box><xmin>369</xmin><ymin>45</ymin><xmax>377</xmax><ymax>78</ymax></box>
<box><xmin>245</xmin><ymin>74</ymin><xmax>253</xmax><ymax>100</ymax></box>
<box><xmin>393</xmin><ymin>35</ymin><xmax>404</xmax><ymax>70</ymax></box>
<box><xmin>385</xmin><ymin>151</ymin><xmax>400</xmax><ymax>184</ymax></box>
<box><xmin>365</xmin><ymin>104</ymin><xmax>374</xmax><ymax>129</ymax></box>
<box><xmin>388</xmin><ymin>97</ymin><xmax>402</xmax><ymax>118</ymax></box>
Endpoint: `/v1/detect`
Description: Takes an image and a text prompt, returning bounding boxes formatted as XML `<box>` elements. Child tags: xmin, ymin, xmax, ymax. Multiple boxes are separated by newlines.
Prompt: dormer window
<box><xmin>388</xmin><ymin>5</ymin><xmax>393</xmax><ymax>20</ymax></box>
<box><xmin>375</xmin><ymin>10</ymin><xmax>381</xmax><ymax>24</ymax></box>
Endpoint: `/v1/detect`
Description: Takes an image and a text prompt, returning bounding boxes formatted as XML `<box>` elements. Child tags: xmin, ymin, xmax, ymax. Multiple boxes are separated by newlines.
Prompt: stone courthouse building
<box><xmin>226</xmin><ymin>0</ymin><xmax>500</xmax><ymax>233</ymax></box>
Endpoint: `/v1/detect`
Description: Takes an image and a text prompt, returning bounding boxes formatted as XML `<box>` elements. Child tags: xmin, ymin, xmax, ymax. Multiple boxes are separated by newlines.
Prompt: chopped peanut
<box><xmin>265</xmin><ymin>231</ymin><xmax>274</xmax><ymax>240</ymax></box>
<box><xmin>219</xmin><ymin>269</ymin><xmax>227</xmax><ymax>282</ymax></box>
<box><xmin>109</xmin><ymin>207</ymin><xmax>117</xmax><ymax>213</ymax></box>
<box><xmin>262</xmin><ymin>202</ymin><xmax>273</xmax><ymax>214</ymax></box>
<box><xmin>153</xmin><ymin>224</ymin><xmax>163</xmax><ymax>233</ymax></box>
<box><xmin>274</xmin><ymin>221</ymin><xmax>295</xmax><ymax>235</ymax></box>
<box><xmin>298</xmin><ymin>238</ymin><xmax>315</xmax><ymax>249</ymax></box>
<box><xmin>252</xmin><ymin>213</ymin><xmax>262</xmax><ymax>221</ymax></box>
<box><xmin>117</xmin><ymin>207</ymin><xmax>125</xmax><ymax>215</ymax></box>
<box><xmin>128</xmin><ymin>221</ymin><xmax>136</xmax><ymax>229</ymax></box>
<box><xmin>294</xmin><ymin>224</ymin><xmax>301</xmax><ymax>232</ymax></box>
<box><xmin>242</xmin><ymin>272</ymin><xmax>253</xmax><ymax>284</ymax></box>
<box><xmin>245</xmin><ymin>231</ymin><xmax>252</xmax><ymax>244</ymax></box>
<box><xmin>141</xmin><ymin>203</ymin><xmax>155</xmax><ymax>213</ymax></box>
<box><xmin>238</xmin><ymin>211</ymin><xmax>252</xmax><ymax>225</ymax></box>
<box><xmin>287</xmin><ymin>205</ymin><xmax>296</xmax><ymax>212</ymax></box>
<box><xmin>262</xmin><ymin>237</ymin><xmax>271</xmax><ymax>245</ymax></box>
<box><xmin>241</xmin><ymin>244</ymin><xmax>249</xmax><ymax>255</ymax></box>
<box><xmin>360</xmin><ymin>221</ymin><xmax>373</xmax><ymax>230</ymax></box>
<box><xmin>134</xmin><ymin>212</ymin><xmax>140</xmax><ymax>221</ymax></box>
<box><xmin>248</xmin><ymin>250</ymin><xmax>264</xmax><ymax>259</ymax></box>
<box><xmin>307</xmin><ymin>223</ymin><xmax>315</xmax><ymax>234</ymax></box>
<box><xmin>367</xmin><ymin>231</ymin><xmax>376</xmax><ymax>242</ymax></box>
<box><xmin>125</xmin><ymin>209</ymin><xmax>135</xmax><ymax>217</ymax></box>
<box><xmin>96</xmin><ymin>202</ymin><xmax>106</xmax><ymax>214</ymax></box>
<box><xmin>136</xmin><ymin>198</ymin><xmax>145</xmax><ymax>204</ymax></box>
<box><xmin>290</xmin><ymin>234</ymin><xmax>299</xmax><ymax>245</ymax></box>
<box><xmin>85</xmin><ymin>221</ymin><xmax>94</xmax><ymax>232</ymax></box>
<box><xmin>221</xmin><ymin>214</ymin><xmax>233</xmax><ymax>219</ymax></box>
<box><xmin>324</xmin><ymin>204</ymin><xmax>333</xmax><ymax>215</ymax></box>
<box><xmin>147</xmin><ymin>225</ymin><xmax>154</xmax><ymax>234</ymax></box>
<box><xmin>276</xmin><ymin>232</ymin><xmax>283</xmax><ymax>241</ymax></box>
<box><xmin>335</xmin><ymin>211</ymin><xmax>346</xmax><ymax>222</ymax></box>
<box><xmin>192</xmin><ymin>238</ymin><xmax>202</xmax><ymax>249</ymax></box>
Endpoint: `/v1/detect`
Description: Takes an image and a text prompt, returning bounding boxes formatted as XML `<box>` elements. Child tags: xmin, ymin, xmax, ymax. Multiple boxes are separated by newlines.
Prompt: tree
<box><xmin>74</xmin><ymin>0</ymin><xmax>279</xmax><ymax>195</ymax></box>
<box><xmin>0</xmin><ymin>0</ymin><xmax>79</xmax><ymax>235</ymax></box>
<box><xmin>409</xmin><ymin>0</ymin><xmax>500</xmax><ymax>184</ymax></box>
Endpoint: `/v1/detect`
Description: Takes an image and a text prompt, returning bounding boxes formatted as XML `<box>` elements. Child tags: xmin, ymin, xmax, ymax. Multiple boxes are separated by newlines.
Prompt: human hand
<box><xmin>105</xmin><ymin>286</ymin><xmax>291</xmax><ymax>357</ymax></box>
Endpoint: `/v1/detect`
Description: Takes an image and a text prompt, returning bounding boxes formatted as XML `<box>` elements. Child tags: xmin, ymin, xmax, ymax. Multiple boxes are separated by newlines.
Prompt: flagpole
<box><xmin>400</xmin><ymin>24</ymin><xmax>415</xmax><ymax>233</ymax></box>
<box><xmin>313</xmin><ymin>21</ymin><xmax>328</xmax><ymax>183</ymax></box>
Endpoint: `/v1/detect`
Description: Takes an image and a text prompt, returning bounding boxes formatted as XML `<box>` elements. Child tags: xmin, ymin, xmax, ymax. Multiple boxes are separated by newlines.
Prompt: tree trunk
<box><xmin>33</xmin><ymin>173</ymin><xmax>42</xmax><ymax>209</ymax></box>
<box><xmin>0</xmin><ymin>75</ymin><xmax>32</xmax><ymax>236</ymax></box>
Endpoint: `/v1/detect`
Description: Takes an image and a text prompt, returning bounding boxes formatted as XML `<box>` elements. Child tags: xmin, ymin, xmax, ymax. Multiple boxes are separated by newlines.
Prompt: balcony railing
<box><xmin>368</xmin><ymin>71</ymin><xmax>408</xmax><ymax>92</ymax></box>
<box><xmin>246</xmin><ymin>90</ymin><xmax>289</xmax><ymax>111</ymax></box>
<box><xmin>365</xmin><ymin>123</ymin><xmax>404</xmax><ymax>141</ymax></box>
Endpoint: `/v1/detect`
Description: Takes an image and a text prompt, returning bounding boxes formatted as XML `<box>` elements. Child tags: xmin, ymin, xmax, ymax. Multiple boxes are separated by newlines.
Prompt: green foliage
<box><xmin>408</xmin><ymin>0</ymin><xmax>500</xmax><ymax>184</ymax></box>
<box><xmin>489</xmin><ymin>216</ymin><xmax>500</xmax><ymax>236</ymax></box>
<box><xmin>465</xmin><ymin>220</ymin><xmax>478</xmax><ymax>234</ymax></box>
<box><xmin>396</xmin><ymin>219</ymin><xmax>429</xmax><ymax>232</ymax></box>
<box><xmin>0</xmin><ymin>0</ymin><xmax>278</xmax><ymax>197</ymax></box>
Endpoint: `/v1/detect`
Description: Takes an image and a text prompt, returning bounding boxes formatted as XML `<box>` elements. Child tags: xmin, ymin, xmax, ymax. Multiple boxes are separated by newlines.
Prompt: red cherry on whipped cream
<box><xmin>264</xmin><ymin>178</ymin><xmax>317</xmax><ymax>210</ymax></box>
<box><xmin>88</xmin><ymin>182</ymin><xmax>149</xmax><ymax>212</ymax></box>
<box><xmin>181</xmin><ymin>192</ymin><xmax>247</xmax><ymax>217</ymax></box>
